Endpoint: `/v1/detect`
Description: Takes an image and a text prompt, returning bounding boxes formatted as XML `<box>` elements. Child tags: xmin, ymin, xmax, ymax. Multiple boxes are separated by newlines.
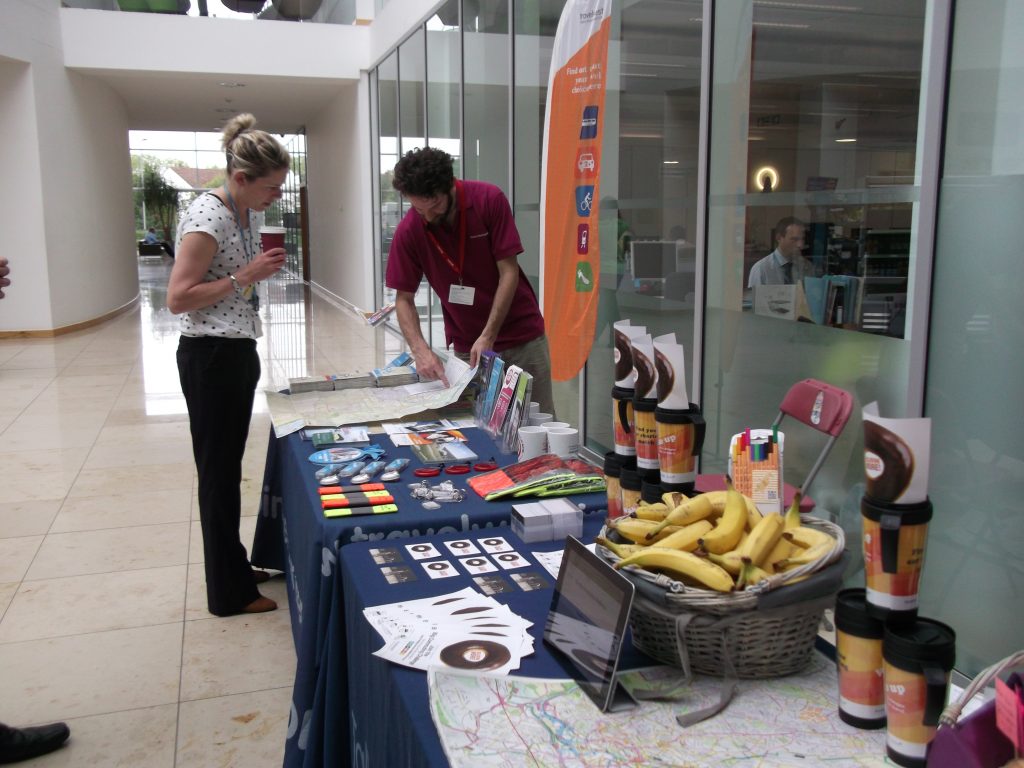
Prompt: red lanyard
<box><xmin>422</xmin><ymin>180</ymin><xmax>467</xmax><ymax>284</ymax></box>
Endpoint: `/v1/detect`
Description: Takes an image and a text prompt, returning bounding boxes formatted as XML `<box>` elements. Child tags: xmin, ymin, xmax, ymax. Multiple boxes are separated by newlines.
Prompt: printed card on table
<box><xmin>405</xmin><ymin>542</ymin><xmax>442</xmax><ymax>560</ymax></box>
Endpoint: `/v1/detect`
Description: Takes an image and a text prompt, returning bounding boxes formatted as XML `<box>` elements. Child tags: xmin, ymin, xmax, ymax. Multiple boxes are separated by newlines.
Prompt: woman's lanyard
<box><xmin>222</xmin><ymin>185</ymin><xmax>258</xmax><ymax>308</ymax></box>
<box><xmin>422</xmin><ymin>180</ymin><xmax>467</xmax><ymax>286</ymax></box>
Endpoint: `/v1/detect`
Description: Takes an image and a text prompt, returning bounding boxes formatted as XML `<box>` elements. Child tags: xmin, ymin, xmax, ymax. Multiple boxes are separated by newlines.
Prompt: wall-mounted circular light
<box><xmin>753</xmin><ymin>165</ymin><xmax>779</xmax><ymax>192</ymax></box>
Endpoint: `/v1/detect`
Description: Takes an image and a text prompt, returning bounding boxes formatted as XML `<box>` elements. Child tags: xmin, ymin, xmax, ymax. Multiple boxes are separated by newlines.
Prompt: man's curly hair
<box><xmin>392</xmin><ymin>147</ymin><xmax>455</xmax><ymax>197</ymax></box>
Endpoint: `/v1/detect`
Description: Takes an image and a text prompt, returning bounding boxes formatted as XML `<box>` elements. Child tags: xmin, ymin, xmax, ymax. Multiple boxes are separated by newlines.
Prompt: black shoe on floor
<box><xmin>0</xmin><ymin>722</ymin><xmax>71</xmax><ymax>764</ymax></box>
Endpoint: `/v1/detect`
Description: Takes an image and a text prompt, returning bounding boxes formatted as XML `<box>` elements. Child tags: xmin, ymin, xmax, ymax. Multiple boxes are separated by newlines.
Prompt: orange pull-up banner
<box><xmin>540</xmin><ymin>0</ymin><xmax>612</xmax><ymax>382</ymax></box>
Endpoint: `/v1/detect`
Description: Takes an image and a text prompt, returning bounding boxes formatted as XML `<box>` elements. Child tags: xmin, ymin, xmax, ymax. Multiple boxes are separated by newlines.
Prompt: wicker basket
<box><xmin>598</xmin><ymin>516</ymin><xmax>846</xmax><ymax>679</ymax></box>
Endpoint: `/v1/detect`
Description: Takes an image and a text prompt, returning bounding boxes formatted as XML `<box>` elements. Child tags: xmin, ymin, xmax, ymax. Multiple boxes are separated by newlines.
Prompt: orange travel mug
<box><xmin>835</xmin><ymin>588</ymin><xmax>886</xmax><ymax>730</ymax></box>
<box><xmin>655</xmin><ymin>404</ymin><xmax>705</xmax><ymax>494</ymax></box>
<box><xmin>632</xmin><ymin>396</ymin><xmax>659</xmax><ymax>471</ymax></box>
<box><xmin>882</xmin><ymin>618</ymin><xmax>955</xmax><ymax>768</ymax></box>
<box><xmin>862</xmin><ymin>497</ymin><xmax>932</xmax><ymax>622</ymax></box>
<box><xmin>611</xmin><ymin>386</ymin><xmax>636</xmax><ymax>456</ymax></box>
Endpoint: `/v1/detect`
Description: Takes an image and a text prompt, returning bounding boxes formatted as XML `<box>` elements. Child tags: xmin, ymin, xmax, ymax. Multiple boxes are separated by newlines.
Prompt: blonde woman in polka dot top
<box><xmin>167</xmin><ymin>113</ymin><xmax>288</xmax><ymax>616</ymax></box>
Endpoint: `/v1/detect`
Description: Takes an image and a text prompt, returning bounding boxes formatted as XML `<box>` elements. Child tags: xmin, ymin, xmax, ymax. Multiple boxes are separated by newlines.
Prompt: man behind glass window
<box><xmin>748</xmin><ymin>216</ymin><xmax>812</xmax><ymax>287</ymax></box>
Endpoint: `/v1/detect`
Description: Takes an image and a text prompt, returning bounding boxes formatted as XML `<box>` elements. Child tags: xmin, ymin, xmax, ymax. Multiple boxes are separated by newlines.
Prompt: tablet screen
<box><xmin>543</xmin><ymin>536</ymin><xmax>635</xmax><ymax>712</ymax></box>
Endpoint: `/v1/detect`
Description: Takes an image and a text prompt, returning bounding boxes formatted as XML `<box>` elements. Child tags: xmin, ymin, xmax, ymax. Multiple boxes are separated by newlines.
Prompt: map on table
<box><xmin>266</xmin><ymin>356</ymin><xmax>476</xmax><ymax>436</ymax></box>
<box><xmin>428</xmin><ymin>654</ymin><xmax>889</xmax><ymax>768</ymax></box>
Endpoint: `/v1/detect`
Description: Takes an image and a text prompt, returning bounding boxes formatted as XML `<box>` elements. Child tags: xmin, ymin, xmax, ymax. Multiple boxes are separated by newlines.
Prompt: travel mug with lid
<box><xmin>603</xmin><ymin>452</ymin><xmax>624</xmax><ymax>519</ymax></box>
<box><xmin>835</xmin><ymin>588</ymin><xmax>886</xmax><ymax>729</ymax></box>
<box><xmin>882</xmin><ymin>617</ymin><xmax>956</xmax><ymax>768</ymax></box>
<box><xmin>619</xmin><ymin>464</ymin><xmax>642</xmax><ymax>518</ymax></box>
<box><xmin>655</xmin><ymin>404</ymin><xmax>705</xmax><ymax>493</ymax></box>
<box><xmin>611</xmin><ymin>386</ymin><xmax>636</xmax><ymax>456</ymax></box>
<box><xmin>632</xmin><ymin>396</ymin><xmax>659</xmax><ymax>470</ymax></box>
<box><xmin>862</xmin><ymin>496</ymin><xmax>933</xmax><ymax>622</ymax></box>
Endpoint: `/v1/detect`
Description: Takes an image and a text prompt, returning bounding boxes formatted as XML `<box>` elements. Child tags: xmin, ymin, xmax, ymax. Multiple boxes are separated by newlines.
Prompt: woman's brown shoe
<box><xmin>242</xmin><ymin>596</ymin><xmax>277</xmax><ymax>613</ymax></box>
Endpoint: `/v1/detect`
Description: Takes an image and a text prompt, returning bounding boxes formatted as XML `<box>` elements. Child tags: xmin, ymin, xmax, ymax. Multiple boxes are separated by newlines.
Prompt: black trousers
<box><xmin>177</xmin><ymin>335</ymin><xmax>261</xmax><ymax>616</ymax></box>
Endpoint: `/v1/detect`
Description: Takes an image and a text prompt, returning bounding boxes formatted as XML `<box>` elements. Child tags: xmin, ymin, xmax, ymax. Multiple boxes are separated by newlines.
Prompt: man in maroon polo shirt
<box><xmin>386</xmin><ymin>148</ymin><xmax>554</xmax><ymax>415</ymax></box>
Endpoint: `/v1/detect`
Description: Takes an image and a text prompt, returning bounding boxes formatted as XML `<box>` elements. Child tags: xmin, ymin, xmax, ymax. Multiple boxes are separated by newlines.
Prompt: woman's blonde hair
<box><xmin>221</xmin><ymin>113</ymin><xmax>290</xmax><ymax>180</ymax></box>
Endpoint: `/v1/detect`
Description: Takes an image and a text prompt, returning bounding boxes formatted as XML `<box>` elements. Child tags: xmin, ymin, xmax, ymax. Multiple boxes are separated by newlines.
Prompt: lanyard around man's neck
<box><xmin>421</xmin><ymin>180</ymin><xmax>467</xmax><ymax>284</ymax></box>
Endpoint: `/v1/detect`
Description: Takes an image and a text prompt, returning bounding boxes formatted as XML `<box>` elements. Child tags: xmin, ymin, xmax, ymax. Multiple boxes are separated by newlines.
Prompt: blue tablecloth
<box><xmin>339</xmin><ymin>515</ymin><xmax>652</xmax><ymax>768</ymax></box>
<box><xmin>250</xmin><ymin>427</ymin><xmax>608</xmax><ymax>768</ymax></box>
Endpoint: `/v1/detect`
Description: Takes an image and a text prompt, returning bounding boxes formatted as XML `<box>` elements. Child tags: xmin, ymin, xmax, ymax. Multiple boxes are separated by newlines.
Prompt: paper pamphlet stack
<box><xmin>372</xmin><ymin>365</ymin><xmax>419</xmax><ymax>387</ymax></box>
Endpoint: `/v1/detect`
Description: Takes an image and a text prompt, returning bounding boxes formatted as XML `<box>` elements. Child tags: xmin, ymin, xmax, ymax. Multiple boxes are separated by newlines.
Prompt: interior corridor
<box><xmin>0</xmin><ymin>254</ymin><xmax>386</xmax><ymax>766</ymax></box>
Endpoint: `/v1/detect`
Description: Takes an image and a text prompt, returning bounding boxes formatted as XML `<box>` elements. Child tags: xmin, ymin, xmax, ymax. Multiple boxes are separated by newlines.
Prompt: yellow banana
<box><xmin>783</xmin><ymin>491</ymin><xmax>803</xmax><ymax>530</ymax></box>
<box><xmin>704</xmin><ymin>549</ymin><xmax>743</xmax><ymax>577</ymax></box>
<box><xmin>645</xmin><ymin>494</ymin><xmax>715</xmax><ymax>537</ymax></box>
<box><xmin>649</xmin><ymin>519</ymin><xmax>713</xmax><ymax>552</ymax></box>
<box><xmin>776</xmin><ymin>539</ymin><xmax>833</xmax><ymax>569</ymax></box>
<box><xmin>737</xmin><ymin>556</ymin><xmax>772</xmax><ymax>589</ymax></box>
<box><xmin>634</xmin><ymin>502</ymin><xmax>669</xmax><ymax>521</ymax></box>
<box><xmin>697</xmin><ymin>476</ymin><xmax>747</xmax><ymax>554</ymax></box>
<box><xmin>595</xmin><ymin>537</ymin><xmax>645</xmax><ymax>560</ymax></box>
<box><xmin>782</xmin><ymin>526</ymin><xmax>835</xmax><ymax>551</ymax></box>
<box><xmin>614</xmin><ymin>547</ymin><xmax>734</xmax><ymax>592</ymax></box>
<box><xmin>764</xmin><ymin>537</ymin><xmax>798</xmax><ymax>571</ymax></box>
<box><xmin>739</xmin><ymin>512</ymin><xmax>785</xmax><ymax>567</ymax></box>
<box><xmin>660</xmin><ymin>491</ymin><xmax>688</xmax><ymax>508</ymax></box>
<box><xmin>608</xmin><ymin>516</ymin><xmax>682</xmax><ymax>544</ymax></box>
<box><xmin>694</xmin><ymin>490</ymin><xmax>763</xmax><ymax>530</ymax></box>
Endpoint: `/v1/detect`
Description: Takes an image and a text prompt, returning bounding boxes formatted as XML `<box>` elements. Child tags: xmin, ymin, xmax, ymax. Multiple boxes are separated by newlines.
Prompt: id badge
<box><xmin>449</xmin><ymin>284</ymin><xmax>475</xmax><ymax>305</ymax></box>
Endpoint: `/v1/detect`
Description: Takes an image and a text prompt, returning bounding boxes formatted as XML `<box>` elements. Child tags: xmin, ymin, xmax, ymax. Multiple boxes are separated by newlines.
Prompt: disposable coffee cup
<box><xmin>528</xmin><ymin>411</ymin><xmax>553</xmax><ymax>427</ymax></box>
<box><xmin>517</xmin><ymin>426</ymin><xmax>548</xmax><ymax>461</ymax></box>
<box><xmin>862</xmin><ymin>496</ymin><xmax>933</xmax><ymax>622</ymax></box>
<box><xmin>540</xmin><ymin>421</ymin><xmax>570</xmax><ymax>432</ymax></box>
<box><xmin>259</xmin><ymin>225</ymin><xmax>286</xmax><ymax>252</ymax></box>
<box><xmin>835</xmin><ymin>588</ymin><xmax>887</xmax><ymax>730</ymax></box>
<box><xmin>883</xmin><ymin>618</ymin><xmax>956</xmax><ymax>768</ymax></box>
<box><xmin>546</xmin><ymin>427</ymin><xmax>578</xmax><ymax>458</ymax></box>
<box><xmin>528</xmin><ymin>401</ymin><xmax>541</xmax><ymax>416</ymax></box>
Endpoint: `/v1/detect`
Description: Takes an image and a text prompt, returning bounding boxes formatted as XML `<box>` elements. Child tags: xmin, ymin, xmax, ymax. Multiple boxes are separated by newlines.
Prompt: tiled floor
<box><xmin>0</xmin><ymin>256</ymin><xmax>398</xmax><ymax>766</ymax></box>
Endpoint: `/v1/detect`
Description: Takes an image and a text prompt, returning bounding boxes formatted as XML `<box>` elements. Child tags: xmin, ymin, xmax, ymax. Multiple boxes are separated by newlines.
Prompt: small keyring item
<box><xmin>445</xmin><ymin>464</ymin><xmax>471</xmax><ymax>475</ymax></box>
<box><xmin>473</xmin><ymin>461</ymin><xmax>498</xmax><ymax>472</ymax></box>
<box><xmin>414</xmin><ymin>467</ymin><xmax>441</xmax><ymax>477</ymax></box>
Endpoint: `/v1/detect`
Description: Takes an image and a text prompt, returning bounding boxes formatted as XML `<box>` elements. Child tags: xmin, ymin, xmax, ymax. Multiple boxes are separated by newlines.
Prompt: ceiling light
<box><xmin>835</xmin><ymin>138</ymin><xmax>857</xmax><ymax>143</ymax></box>
<box><xmin>663</xmin><ymin>160</ymin><xmax>679</xmax><ymax>165</ymax></box>
<box><xmin>218</xmin><ymin>82</ymin><xmax>246</xmax><ymax>88</ymax></box>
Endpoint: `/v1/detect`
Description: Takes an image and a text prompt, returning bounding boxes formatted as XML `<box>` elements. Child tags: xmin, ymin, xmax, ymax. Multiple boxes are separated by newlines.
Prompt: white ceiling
<box><xmin>73</xmin><ymin>68</ymin><xmax>353</xmax><ymax>135</ymax></box>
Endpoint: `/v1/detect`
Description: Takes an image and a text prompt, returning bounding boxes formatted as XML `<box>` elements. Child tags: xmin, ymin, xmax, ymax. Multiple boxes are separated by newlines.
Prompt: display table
<box><xmin>340</xmin><ymin>514</ymin><xmax>637</xmax><ymax>767</ymax></box>
<box><xmin>341</xmin><ymin>522</ymin><xmax>888</xmax><ymax>768</ymax></box>
<box><xmin>250</xmin><ymin>427</ymin><xmax>606</xmax><ymax>768</ymax></box>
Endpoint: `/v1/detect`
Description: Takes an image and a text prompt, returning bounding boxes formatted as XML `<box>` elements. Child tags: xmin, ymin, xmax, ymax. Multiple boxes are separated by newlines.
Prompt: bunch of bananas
<box><xmin>600</xmin><ymin>480</ymin><xmax>837</xmax><ymax>593</ymax></box>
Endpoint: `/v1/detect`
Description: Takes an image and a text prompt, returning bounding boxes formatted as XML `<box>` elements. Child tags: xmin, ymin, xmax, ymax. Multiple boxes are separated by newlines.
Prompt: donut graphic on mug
<box><xmin>632</xmin><ymin>348</ymin><xmax>656</xmax><ymax>398</ymax></box>
<box><xmin>863</xmin><ymin>421</ymin><xmax>914</xmax><ymax>502</ymax></box>
<box><xmin>655</xmin><ymin>348</ymin><xmax>676</xmax><ymax>402</ymax></box>
<box><xmin>614</xmin><ymin>329</ymin><xmax>635</xmax><ymax>382</ymax></box>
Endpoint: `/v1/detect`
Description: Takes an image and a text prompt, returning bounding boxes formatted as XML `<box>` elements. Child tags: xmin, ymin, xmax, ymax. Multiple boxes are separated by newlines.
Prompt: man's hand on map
<box><xmin>414</xmin><ymin>349</ymin><xmax>450</xmax><ymax>387</ymax></box>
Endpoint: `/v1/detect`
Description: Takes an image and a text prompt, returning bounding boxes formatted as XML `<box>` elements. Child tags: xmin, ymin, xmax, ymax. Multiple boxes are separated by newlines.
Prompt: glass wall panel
<box><xmin>399</xmin><ymin>28</ymin><xmax>426</xmax><ymax>155</ymax></box>
<box><xmin>513</xmin><ymin>0</ymin><xmax>566</xmax><ymax>417</ymax></box>
<box><xmin>463</xmin><ymin>0</ymin><xmax>510</xmax><ymax>193</ymax></box>
<box><xmin>923</xmin><ymin>0</ymin><xmax>1024</xmax><ymax>677</ymax></box>
<box><xmin>583</xmin><ymin>0</ymin><xmax>705</xmax><ymax>454</ymax></box>
<box><xmin>704</xmin><ymin>2</ymin><xmax>927</xmax><ymax>518</ymax></box>
<box><xmin>377</xmin><ymin>51</ymin><xmax>400</xmax><ymax>312</ymax></box>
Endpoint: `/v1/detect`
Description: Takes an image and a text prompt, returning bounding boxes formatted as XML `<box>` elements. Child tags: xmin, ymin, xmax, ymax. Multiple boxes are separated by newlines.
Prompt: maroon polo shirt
<box><xmin>385</xmin><ymin>180</ymin><xmax>545</xmax><ymax>353</ymax></box>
